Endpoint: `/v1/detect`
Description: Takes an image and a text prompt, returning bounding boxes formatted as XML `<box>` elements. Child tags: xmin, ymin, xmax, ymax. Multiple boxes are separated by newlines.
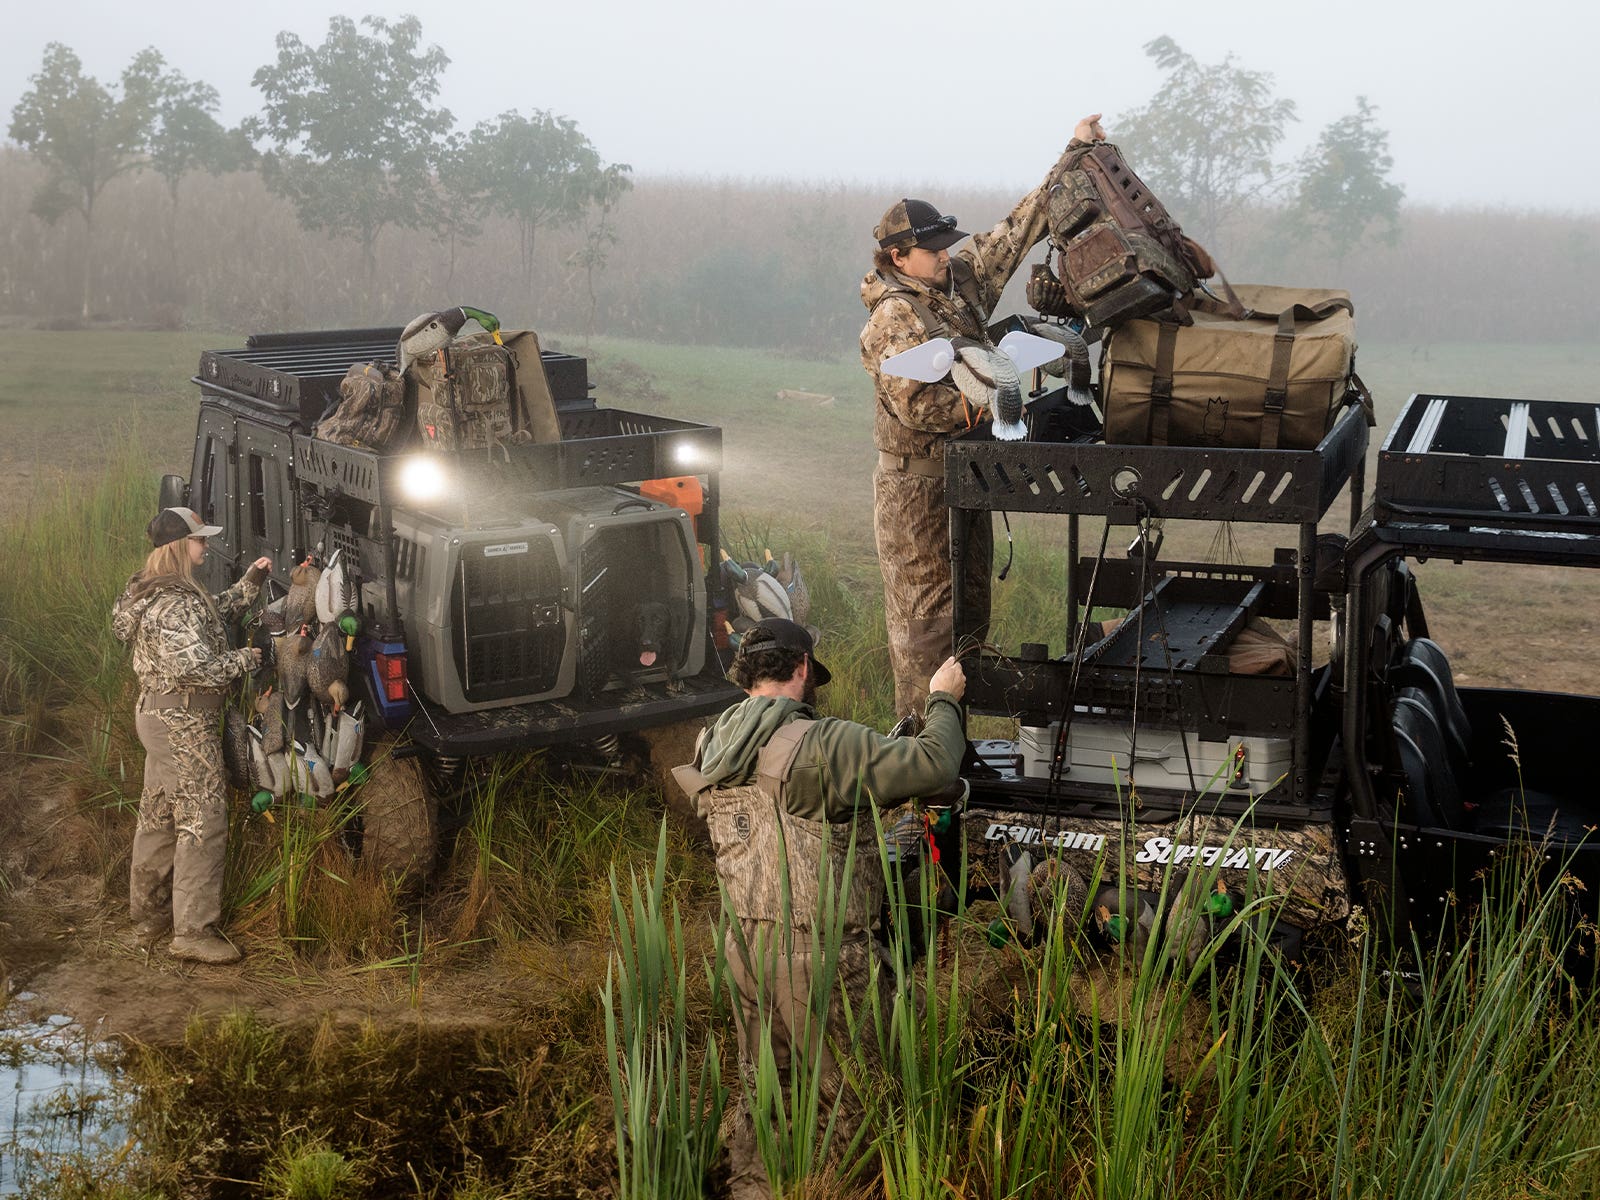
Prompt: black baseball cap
<box><xmin>148</xmin><ymin>507</ymin><xmax>223</xmax><ymax>548</ymax></box>
<box><xmin>741</xmin><ymin>617</ymin><xmax>831</xmax><ymax>685</ymax></box>
<box><xmin>875</xmin><ymin>199</ymin><xmax>968</xmax><ymax>252</ymax></box>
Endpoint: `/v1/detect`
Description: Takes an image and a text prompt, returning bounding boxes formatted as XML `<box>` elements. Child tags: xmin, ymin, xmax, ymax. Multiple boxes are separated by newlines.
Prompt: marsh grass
<box><xmin>9</xmin><ymin>430</ymin><xmax>1600</xmax><ymax>1195</ymax></box>
<box><xmin>597</xmin><ymin>805</ymin><xmax>1600</xmax><ymax>1200</ymax></box>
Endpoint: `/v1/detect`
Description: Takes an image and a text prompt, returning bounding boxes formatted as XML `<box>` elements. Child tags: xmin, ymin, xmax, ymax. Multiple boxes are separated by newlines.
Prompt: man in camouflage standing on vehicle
<box><xmin>861</xmin><ymin>113</ymin><xmax>1106</xmax><ymax>719</ymax></box>
<box><xmin>674</xmin><ymin>618</ymin><xmax>966</xmax><ymax>1197</ymax></box>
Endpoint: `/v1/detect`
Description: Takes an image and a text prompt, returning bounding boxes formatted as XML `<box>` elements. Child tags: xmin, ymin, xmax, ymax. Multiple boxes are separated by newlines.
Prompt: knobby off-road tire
<box><xmin>639</xmin><ymin>716</ymin><xmax>712</xmax><ymax>838</ymax></box>
<box><xmin>357</xmin><ymin>751</ymin><xmax>439</xmax><ymax>883</ymax></box>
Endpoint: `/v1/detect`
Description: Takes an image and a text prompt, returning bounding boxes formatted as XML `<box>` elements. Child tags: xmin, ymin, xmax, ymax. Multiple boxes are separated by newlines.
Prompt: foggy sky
<box><xmin>4</xmin><ymin>0</ymin><xmax>1596</xmax><ymax>211</ymax></box>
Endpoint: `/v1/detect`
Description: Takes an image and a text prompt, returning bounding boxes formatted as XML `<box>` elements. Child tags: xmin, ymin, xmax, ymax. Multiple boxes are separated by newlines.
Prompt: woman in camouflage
<box><xmin>111</xmin><ymin>508</ymin><xmax>270</xmax><ymax>964</ymax></box>
<box><xmin>859</xmin><ymin>113</ymin><xmax>1105</xmax><ymax>719</ymax></box>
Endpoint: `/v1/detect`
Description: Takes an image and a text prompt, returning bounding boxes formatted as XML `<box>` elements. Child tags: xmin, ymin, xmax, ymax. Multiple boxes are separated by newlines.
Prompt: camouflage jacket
<box><xmin>860</xmin><ymin>139</ymin><xmax>1085</xmax><ymax>459</ymax></box>
<box><xmin>111</xmin><ymin>574</ymin><xmax>260</xmax><ymax>698</ymax></box>
<box><xmin>685</xmin><ymin>691</ymin><xmax>965</xmax><ymax>930</ymax></box>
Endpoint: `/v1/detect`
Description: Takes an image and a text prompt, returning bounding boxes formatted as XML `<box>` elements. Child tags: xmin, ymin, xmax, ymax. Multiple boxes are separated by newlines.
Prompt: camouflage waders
<box><xmin>874</xmin><ymin>464</ymin><xmax>992</xmax><ymax>719</ymax></box>
<box><xmin>131</xmin><ymin>702</ymin><xmax>229</xmax><ymax>940</ymax></box>
<box><xmin>721</xmin><ymin>925</ymin><xmax>888</xmax><ymax>1199</ymax></box>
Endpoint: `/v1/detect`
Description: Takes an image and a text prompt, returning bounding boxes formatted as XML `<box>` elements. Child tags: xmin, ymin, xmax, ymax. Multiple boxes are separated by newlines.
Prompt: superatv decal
<box><xmin>1136</xmin><ymin>836</ymin><xmax>1294</xmax><ymax>871</ymax></box>
<box><xmin>981</xmin><ymin>824</ymin><xmax>1294</xmax><ymax>870</ymax></box>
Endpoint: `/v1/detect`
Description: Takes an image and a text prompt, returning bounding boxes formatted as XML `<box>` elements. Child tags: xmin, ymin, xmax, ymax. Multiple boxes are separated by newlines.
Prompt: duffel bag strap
<box><xmin>1261</xmin><ymin>309</ymin><xmax>1297</xmax><ymax>451</ymax></box>
<box><xmin>1150</xmin><ymin>324</ymin><xmax>1178</xmax><ymax>445</ymax></box>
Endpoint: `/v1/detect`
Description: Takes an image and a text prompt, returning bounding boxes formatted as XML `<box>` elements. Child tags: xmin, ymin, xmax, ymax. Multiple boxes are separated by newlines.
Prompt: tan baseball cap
<box><xmin>148</xmin><ymin>507</ymin><xmax>223</xmax><ymax>548</ymax></box>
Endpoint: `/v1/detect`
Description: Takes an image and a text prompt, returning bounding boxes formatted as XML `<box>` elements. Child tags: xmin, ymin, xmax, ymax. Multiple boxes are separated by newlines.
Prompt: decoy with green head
<box><xmin>397</xmin><ymin>305</ymin><xmax>502</xmax><ymax>373</ymax></box>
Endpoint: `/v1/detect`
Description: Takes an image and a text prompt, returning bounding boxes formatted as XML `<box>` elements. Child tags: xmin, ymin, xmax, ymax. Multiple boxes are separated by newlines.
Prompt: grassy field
<box><xmin>3</xmin><ymin>330</ymin><xmax>1599</xmax><ymax>1196</ymax></box>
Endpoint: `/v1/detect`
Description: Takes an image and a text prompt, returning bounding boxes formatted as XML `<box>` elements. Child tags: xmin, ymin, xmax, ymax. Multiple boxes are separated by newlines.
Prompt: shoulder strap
<box><xmin>755</xmin><ymin>717</ymin><xmax>817</xmax><ymax>803</ymax></box>
<box><xmin>949</xmin><ymin>258</ymin><xmax>987</xmax><ymax>327</ymax></box>
<box><xmin>871</xmin><ymin>285</ymin><xmax>946</xmax><ymax>341</ymax></box>
<box><xmin>670</xmin><ymin>724</ymin><xmax>714</xmax><ymax>806</ymax></box>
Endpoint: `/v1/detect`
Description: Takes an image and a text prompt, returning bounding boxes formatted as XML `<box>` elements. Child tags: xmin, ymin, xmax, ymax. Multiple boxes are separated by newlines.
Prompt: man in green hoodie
<box><xmin>674</xmin><ymin>618</ymin><xmax>966</xmax><ymax>1196</ymax></box>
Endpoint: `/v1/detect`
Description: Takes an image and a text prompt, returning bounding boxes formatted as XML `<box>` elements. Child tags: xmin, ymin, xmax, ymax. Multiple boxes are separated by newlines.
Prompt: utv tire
<box><xmin>640</xmin><ymin>717</ymin><xmax>712</xmax><ymax>838</ymax></box>
<box><xmin>357</xmin><ymin>752</ymin><xmax>439</xmax><ymax>883</ymax></box>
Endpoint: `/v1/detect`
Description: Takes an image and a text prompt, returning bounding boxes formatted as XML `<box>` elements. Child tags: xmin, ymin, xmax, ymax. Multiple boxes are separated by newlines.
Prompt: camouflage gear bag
<box><xmin>410</xmin><ymin>335</ymin><xmax>521</xmax><ymax>452</ymax></box>
<box><xmin>1045</xmin><ymin>141</ymin><xmax>1219</xmax><ymax>328</ymax></box>
<box><xmin>314</xmin><ymin>362</ymin><xmax>407</xmax><ymax>450</ymax></box>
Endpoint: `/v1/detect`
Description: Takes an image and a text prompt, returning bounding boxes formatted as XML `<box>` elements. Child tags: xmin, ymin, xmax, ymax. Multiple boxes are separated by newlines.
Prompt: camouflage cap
<box><xmin>148</xmin><ymin>506</ymin><xmax>222</xmax><ymax>548</ymax></box>
<box><xmin>875</xmin><ymin>199</ymin><xmax>968</xmax><ymax>252</ymax></box>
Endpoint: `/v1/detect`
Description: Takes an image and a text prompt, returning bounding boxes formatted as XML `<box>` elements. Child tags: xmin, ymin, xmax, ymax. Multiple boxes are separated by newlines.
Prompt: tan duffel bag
<box><xmin>1101</xmin><ymin>283</ymin><xmax>1371</xmax><ymax>450</ymax></box>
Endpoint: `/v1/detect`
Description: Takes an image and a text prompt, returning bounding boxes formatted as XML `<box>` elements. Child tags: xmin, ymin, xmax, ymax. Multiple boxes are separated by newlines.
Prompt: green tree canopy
<box><xmin>1290</xmin><ymin>97</ymin><xmax>1406</xmax><ymax>261</ymax></box>
<box><xmin>1116</xmin><ymin>35</ymin><xmax>1298</xmax><ymax>248</ymax></box>
<box><xmin>460</xmin><ymin>109</ymin><xmax>631</xmax><ymax>291</ymax></box>
<box><xmin>247</xmin><ymin>14</ymin><xmax>453</xmax><ymax>284</ymax></box>
<box><xmin>147</xmin><ymin>66</ymin><xmax>251</xmax><ymax>208</ymax></box>
<box><xmin>8</xmin><ymin>43</ymin><xmax>168</xmax><ymax>317</ymax></box>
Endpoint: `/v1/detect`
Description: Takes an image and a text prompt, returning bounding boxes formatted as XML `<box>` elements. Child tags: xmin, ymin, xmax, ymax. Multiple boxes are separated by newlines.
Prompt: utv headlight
<box><xmin>397</xmin><ymin>455</ymin><xmax>448</xmax><ymax>503</ymax></box>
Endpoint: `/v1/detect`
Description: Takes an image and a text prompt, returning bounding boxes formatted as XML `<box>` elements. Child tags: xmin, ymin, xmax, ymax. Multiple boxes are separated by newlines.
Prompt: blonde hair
<box><xmin>143</xmin><ymin>538</ymin><xmax>196</xmax><ymax>583</ymax></box>
<box><xmin>128</xmin><ymin>537</ymin><xmax>217</xmax><ymax>619</ymax></box>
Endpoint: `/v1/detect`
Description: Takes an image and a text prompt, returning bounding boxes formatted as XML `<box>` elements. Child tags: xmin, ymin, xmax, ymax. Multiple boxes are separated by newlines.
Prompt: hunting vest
<box><xmin>869</xmin><ymin>258</ymin><xmax>990</xmax><ymax>346</ymax></box>
<box><xmin>674</xmin><ymin>719</ymin><xmax>884</xmax><ymax>934</ymax></box>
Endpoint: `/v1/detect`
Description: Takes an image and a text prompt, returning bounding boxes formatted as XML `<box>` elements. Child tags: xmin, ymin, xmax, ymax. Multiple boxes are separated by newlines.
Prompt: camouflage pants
<box><xmin>131</xmin><ymin>706</ymin><xmax>229</xmax><ymax>939</ymax></box>
<box><xmin>722</xmin><ymin>921</ymin><xmax>889</xmax><ymax>1199</ymax></box>
<box><xmin>874</xmin><ymin>465</ymin><xmax>992</xmax><ymax>719</ymax></box>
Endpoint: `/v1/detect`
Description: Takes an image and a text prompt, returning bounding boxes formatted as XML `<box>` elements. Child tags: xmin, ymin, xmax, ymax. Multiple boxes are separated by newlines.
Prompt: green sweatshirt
<box><xmin>697</xmin><ymin>690</ymin><xmax>965</xmax><ymax>822</ymax></box>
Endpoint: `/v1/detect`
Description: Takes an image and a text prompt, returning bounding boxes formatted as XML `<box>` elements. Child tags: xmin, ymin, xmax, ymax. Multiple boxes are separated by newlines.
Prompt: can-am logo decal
<box><xmin>984</xmin><ymin>823</ymin><xmax>1107</xmax><ymax>852</ymax></box>
<box><xmin>483</xmin><ymin>542</ymin><xmax>529</xmax><ymax>557</ymax></box>
<box><xmin>983</xmin><ymin>824</ymin><xmax>1294</xmax><ymax>871</ymax></box>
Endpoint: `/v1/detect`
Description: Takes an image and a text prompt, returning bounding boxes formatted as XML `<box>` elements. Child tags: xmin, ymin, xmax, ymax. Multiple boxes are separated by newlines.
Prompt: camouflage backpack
<box><xmin>1041</xmin><ymin>141</ymin><xmax>1224</xmax><ymax>329</ymax></box>
<box><xmin>410</xmin><ymin>335</ymin><xmax>521</xmax><ymax>453</ymax></box>
<box><xmin>314</xmin><ymin>362</ymin><xmax>407</xmax><ymax>450</ymax></box>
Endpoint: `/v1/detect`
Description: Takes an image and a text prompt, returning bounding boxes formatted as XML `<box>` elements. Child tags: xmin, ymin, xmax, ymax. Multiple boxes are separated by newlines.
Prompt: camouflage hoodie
<box><xmin>111</xmin><ymin>573</ymin><xmax>261</xmax><ymax>696</ymax></box>
<box><xmin>859</xmin><ymin>138</ymin><xmax>1084</xmax><ymax>459</ymax></box>
<box><xmin>697</xmin><ymin>690</ymin><xmax>966</xmax><ymax>822</ymax></box>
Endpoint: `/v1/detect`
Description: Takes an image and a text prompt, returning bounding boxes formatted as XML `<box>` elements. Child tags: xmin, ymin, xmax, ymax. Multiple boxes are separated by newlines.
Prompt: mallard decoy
<box><xmin>284</xmin><ymin>559</ymin><xmax>322</xmax><ymax>629</ymax></box>
<box><xmin>313</xmin><ymin>550</ymin><xmax>358</xmax><ymax>625</ymax></box>
<box><xmin>307</xmin><ymin>621</ymin><xmax>350</xmax><ymax>709</ymax></box>
<box><xmin>397</xmin><ymin>305</ymin><xmax>501</xmax><ymax>373</ymax></box>
<box><xmin>256</xmin><ymin>685</ymin><xmax>289</xmax><ymax>757</ymax></box>
<box><xmin>275</xmin><ymin>624</ymin><xmax>313</xmax><ymax>709</ymax></box>
<box><xmin>320</xmin><ymin>704</ymin><xmax>365</xmax><ymax>787</ymax></box>
<box><xmin>777</xmin><ymin>552</ymin><xmax>811</xmax><ymax>627</ymax></box>
<box><xmin>222</xmin><ymin>707</ymin><xmax>255</xmax><ymax>790</ymax></box>
<box><xmin>257</xmin><ymin>592</ymin><xmax>290</xmax><ymax>636</ymax></box>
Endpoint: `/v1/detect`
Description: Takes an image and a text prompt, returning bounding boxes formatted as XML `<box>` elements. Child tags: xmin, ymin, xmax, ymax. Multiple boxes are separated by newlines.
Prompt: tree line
<box><xmin>7</xmin><ymin>15</ymin><xmax>629</xmax><ymax>320</ymax></box>
<box><xmin>7</xmin><ymin>26</ymin><xmax>1589</xmax><ymax>348</ymax></box>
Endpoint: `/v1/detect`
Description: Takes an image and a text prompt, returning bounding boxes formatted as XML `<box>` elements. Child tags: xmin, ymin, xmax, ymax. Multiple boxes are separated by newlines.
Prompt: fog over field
<box><xmin>5</xmin><ymin>0</ymin><xmax>1597</xmax><ymax>209</ymax></box>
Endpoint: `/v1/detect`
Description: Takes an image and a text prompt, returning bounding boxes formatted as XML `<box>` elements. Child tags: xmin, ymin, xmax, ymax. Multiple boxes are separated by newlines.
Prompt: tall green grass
<box><xmin>604</xmin><ymin>813</ymin><xmax>1600</xmax><ymax>1199</ymax></box>
<box><xmin>12</xmin><ymin>444</ymin><xmax>1600</xmax><ymax>1197</ymax></box>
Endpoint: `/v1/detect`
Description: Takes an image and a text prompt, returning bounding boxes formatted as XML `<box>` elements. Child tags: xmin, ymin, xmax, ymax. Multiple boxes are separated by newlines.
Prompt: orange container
<box><xmin>640</xmin><ymin>475</ymin><xmax>704</xmax><ymax>517</ymax></box>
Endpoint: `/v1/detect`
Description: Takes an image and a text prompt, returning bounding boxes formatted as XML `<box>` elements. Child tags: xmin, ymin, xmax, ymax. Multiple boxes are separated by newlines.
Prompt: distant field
<box><xmin>2</xmin><ymin>330</ymin><xmax>1595</xmax><ymax>691</ymax></box>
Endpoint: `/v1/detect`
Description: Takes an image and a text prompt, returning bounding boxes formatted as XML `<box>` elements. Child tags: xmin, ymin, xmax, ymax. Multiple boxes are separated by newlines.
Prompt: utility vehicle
<box><xmin>930</xmin><ymin>383</ymin><xmax>1600</xmax><ymax>957</ymax></box>
<box><xmin>162</xmin><ymin>324</ymin><xmax>742</xmax><ymax>868</ymax></box>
